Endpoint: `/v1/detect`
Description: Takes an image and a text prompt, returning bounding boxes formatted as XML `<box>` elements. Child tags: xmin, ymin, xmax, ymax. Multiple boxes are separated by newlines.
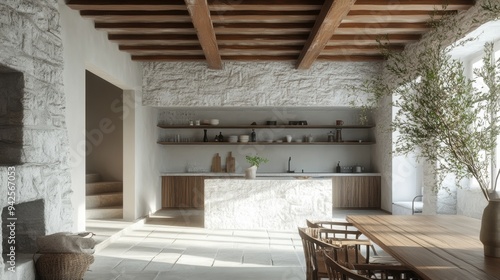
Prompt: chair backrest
<box><xmin>298</xmin><ymin>227</ymin><xmax>340</xmax><ymax>280</ymax></box>
<box><xmin>306</xmin><ymin>219</ymin><xmax>363</xmax><ymax>239</ymax></box>
<box><xmin>323</xmin><ymin>251</ymin><xmax>371</xmax><ymax>280</ymax></box>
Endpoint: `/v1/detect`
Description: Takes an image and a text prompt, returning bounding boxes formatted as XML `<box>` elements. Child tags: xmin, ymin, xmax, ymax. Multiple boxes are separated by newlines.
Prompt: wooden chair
<box><xmin>323</xmin><ymin>251</ymin><xmax>371</xmax><ymax>280</ymax></box>
<box><xmin>307</xmin><ymin>219</ymin><xmax>403</xmax><ymax>265</ymax></box>
<box><xmin>306</xmin><ymin>219</ymin><xmax>374</xmax><ymax>263</ymax></box>
<box><xmin>299</xmin><ymin>227</ymin><xmax>417</xmax><ymax>280</ymax></box>
<box><xmin>298</xmin><ymin>227</ymin><xmax>341</xmax><ymax>280</ymax></box>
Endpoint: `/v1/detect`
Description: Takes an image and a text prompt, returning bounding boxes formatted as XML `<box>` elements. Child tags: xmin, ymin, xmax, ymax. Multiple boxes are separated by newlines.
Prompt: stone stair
<box><xmin>86</xmin><ymin>173</ymin><xmax>123</xmax><ymax>219</ymax></box>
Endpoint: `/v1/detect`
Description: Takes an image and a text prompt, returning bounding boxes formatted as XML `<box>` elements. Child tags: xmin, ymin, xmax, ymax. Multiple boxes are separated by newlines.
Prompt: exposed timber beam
<box><xmin>184</xmin><ymin>0</ymin><xmax>222</xmax><ymax>69</ymax></box>
<box><xmin>296</xmin><ymin>0</ymin><xmax>356</xmax><ymax>69</ymax></box>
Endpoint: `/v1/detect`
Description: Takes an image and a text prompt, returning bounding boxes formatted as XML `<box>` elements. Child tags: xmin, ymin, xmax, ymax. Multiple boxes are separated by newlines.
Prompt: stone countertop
<box><xmin>160</xmin><ymin>172</ymin><xmax>381</xmax><ymax>177</ymax></box>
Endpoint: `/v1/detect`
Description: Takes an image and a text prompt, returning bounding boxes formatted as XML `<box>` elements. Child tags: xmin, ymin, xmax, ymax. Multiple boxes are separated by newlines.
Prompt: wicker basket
<box><xmin>35</xmin><ymin>253</ymin><xmax>94</xmax><ymax>280</ymax></box>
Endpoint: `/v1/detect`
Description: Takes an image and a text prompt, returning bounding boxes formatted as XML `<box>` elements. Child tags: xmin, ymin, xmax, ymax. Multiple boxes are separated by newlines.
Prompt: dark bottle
<box><xmin>214</xmin><ymin>135</ymin><xmax>219</xmax><ymax>142</ymax></box>
<box><xmin>203</xmin><ymin>129</ymin><xmax>208</xmax><ymax>142</ymax></box>
<box><xmin>218</xmin><ymin>132</ymin><xmax>224</xmax><ymax>142</ymax></box>
<box><xmin>336</xmin><ymin>161</ymin><xmax>341</xmax><ymax>173</ymax></box>
<box><xmin>336</xmin><ymin>128</ymin><xmax>342</xmax><ymax>142</ymax></box>
<box><xmin>250</xmin><ymin>129</ymin><xmax>256</xmax><ymax>142</ymax></box>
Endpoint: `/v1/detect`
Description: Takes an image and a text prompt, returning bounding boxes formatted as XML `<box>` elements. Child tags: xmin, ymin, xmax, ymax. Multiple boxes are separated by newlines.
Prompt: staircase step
<box><xmin>86</xmin><ymin>206</ymin><xmax>123</xmax><ymax>219</ymax></box>
<box><xmin>86</xmin><ymin>181</ymin><xmax>123</xmax><ymax>195</ymax></box>
<box><xmin>86</xmin><ymin>192</ymin><xmax>123</xmax><ymax>208</ymax></box>
<box><xmin>86</xmin><ymin>173</ymin><xmax>101</xmax><ymax>183</ymax></box>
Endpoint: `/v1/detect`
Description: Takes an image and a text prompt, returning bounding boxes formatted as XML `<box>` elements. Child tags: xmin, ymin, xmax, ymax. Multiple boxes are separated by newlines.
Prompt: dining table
<box><xmin>347</xmin><ymin>215</ymin><xmax>500</xmax><ymax>280</ymax></box>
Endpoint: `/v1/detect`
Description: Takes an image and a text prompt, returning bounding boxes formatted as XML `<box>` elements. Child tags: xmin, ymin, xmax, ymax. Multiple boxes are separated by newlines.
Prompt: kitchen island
<box><xmin>161</xmin><ymin>172</ymin><xmax>381</xmax><ymax>209</ymax></box>
<box><xmin>204</xmin><ymin>178</ymin><xmax>332</xmax><ymax>230</ymax></box>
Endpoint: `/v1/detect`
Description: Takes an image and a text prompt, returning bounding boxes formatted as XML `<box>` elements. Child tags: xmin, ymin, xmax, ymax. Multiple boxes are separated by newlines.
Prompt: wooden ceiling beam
<box><xmin>184</xmin><ymin>0</ymin><xmax>222</xmax><ymax>69</ymax></box>
<box><xmin>296</xmin><ymin>0</ymin><xmax>356</xmax><ymax>69</ymax></box>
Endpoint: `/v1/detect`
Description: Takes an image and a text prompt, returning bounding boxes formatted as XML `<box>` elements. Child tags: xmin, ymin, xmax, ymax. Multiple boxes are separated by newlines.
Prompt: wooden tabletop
<box><xmin>347</xmin><ymin>215</ymin><xmax>500</xmax><ymax>280</ymax></box>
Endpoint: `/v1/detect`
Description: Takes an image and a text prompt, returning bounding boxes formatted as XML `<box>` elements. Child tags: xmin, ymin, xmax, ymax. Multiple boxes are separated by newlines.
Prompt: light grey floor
<box><xmin>84</xmin><ymin>209</ymin><xmax>387</xmax><ymax>280</ymax></box>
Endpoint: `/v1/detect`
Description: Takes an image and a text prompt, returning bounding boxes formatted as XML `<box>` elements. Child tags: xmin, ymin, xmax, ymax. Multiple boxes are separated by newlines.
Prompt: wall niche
<box><xmin>0</xmin><ymin>65</ymin><xmax>24</xmax><ymax>166</ymax></box>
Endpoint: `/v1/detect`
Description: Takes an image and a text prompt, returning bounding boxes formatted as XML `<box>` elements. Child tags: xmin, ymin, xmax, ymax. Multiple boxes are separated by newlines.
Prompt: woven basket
<box><xmin>35</xmin><ymin>253</ymin><xmax>94</xmax><ymax>280</ymax></box>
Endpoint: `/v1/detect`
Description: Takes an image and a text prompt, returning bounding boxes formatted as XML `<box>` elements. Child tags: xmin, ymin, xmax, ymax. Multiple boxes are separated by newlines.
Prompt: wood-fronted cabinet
<box><xmin>162</xmin><ymin>176</ymin><xmax>205</xmax><ymax>209</ymax></box>
<box><xmin>332</xmin><ymin>176</ymin><xmax>381</xmax><ymax>209</ymax></box>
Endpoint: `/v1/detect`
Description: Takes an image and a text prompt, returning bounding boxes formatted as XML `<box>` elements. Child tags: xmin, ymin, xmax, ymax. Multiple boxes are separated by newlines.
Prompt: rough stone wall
<box><xmin>0</xmin><ymin>0</ymin><xmax>72</xmax><ymax>277</ymax></box>
<box><xmin>143</xmin><ymin>61</ymin><xmax>382</xmax><ymax>107</ymax></box>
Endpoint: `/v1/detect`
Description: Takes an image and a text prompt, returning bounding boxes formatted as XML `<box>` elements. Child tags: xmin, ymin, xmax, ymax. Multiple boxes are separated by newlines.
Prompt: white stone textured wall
<box><xmin>0</xmin><ymin>0</ymin><xmax>72</xmax><ymax>278</ymax></box>
<box><xmin>204</xmin><ymin>179</ymin><xmax>332</xmax><ymax>230</ymax></box>
<box><xmin>143</xmin><ymin>61</ymin><xmax>382</xmax><ymax>107</ymax></box>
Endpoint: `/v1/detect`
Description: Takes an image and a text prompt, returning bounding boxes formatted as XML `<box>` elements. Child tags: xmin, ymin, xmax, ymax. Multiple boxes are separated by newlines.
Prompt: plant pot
<box><xmin>245</xmin><ymin>165</ymin><xmax>257</xmax><ymax>179</ymax></box>
<box><xmin>480</xmin><ymin>199</ymin><xmax>500</xmax><ymax>257</ymax></box>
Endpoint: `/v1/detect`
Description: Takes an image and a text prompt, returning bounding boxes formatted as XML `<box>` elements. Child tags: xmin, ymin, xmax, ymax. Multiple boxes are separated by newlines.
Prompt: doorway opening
<box><xmin>85</xmin><ymin>71</ymin><xmax>124</xmax><ymax>220</ymax></box>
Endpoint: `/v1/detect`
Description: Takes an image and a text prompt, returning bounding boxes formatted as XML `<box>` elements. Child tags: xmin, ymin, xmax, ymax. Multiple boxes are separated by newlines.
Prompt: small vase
<box><xmin>480</xmin><ymin>199</ymin><xmax>500</xmax><ymax>257</ymax></box>
<box><xmin>245</xmin><ymin>165</ymin><xmax>257</xmax><ymax>179</ymax></box>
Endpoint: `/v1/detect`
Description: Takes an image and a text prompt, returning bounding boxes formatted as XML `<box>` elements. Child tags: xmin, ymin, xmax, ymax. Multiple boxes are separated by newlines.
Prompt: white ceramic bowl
<box><xmin>210</xmin><ymin>119</ymin><xmax>219</xmax><ymax>125</ymax></box>
<box><xmin>228</xmin><ymin>135</ymin><xmax>238</xmax><ymax>143</ymax></box>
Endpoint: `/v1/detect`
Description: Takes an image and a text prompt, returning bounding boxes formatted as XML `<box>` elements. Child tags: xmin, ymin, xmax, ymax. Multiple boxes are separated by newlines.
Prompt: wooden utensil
<box><xmin>211</xmin><ymin>153</ymin><xmax>222</xmax><ymax>172</ymax></box>
<box><xmin>226</xmin><ymin>152</ymin><xmax>235</xmax><ymax>173</ymax></box>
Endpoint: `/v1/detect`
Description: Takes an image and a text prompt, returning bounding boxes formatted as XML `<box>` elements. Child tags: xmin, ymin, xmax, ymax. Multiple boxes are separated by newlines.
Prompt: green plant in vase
<box><xmin>245</xmin><ymin>155</ymin><xmax>269</xmax><ymax>168</ymax></box>
<box><xmin>245</xmin><ymin>155</ymin><xmax>268</xmax><ymax>179</ymax></box>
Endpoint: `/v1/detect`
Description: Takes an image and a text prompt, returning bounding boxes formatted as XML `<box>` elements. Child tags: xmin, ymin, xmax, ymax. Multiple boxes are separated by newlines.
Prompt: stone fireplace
<box><xmin>0</xmin><ymin>0</ymin><xmax>74</xmax><ymax>278</ymax></box>
<box><xmin>2</xmin><ymin>200</ymin><xmax>45</xmax><ymax>254</ymax></box>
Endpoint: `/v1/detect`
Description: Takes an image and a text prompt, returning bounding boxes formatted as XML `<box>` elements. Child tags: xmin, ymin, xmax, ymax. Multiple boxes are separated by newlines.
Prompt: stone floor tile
<box><xmin>113</xmin><ymin>259</ymin><xmax>150</xmax><ymax>273</ymax></box>
<box><xmin>83</xmin><ymin>271</ymin><xmax>120</xmax><ymax>280</ymax></box>
<box><xmin>212</xmin><ymin>248</ymin><xmax>244</xmax><ymax>267</ymax></box>
<box><xmin>116</xmin><ymin>271</ymin><xmax>159</xmax><ymax>279</ymax></box>
<box><xmin>242</xmin><ymin>250</ymin><xmax>273</xmax><ymax>266</ymax></box>
<box><xmin>87</xmin><ymin>256</ymin><xmax>124</xmax><ymax>272</ymax></box>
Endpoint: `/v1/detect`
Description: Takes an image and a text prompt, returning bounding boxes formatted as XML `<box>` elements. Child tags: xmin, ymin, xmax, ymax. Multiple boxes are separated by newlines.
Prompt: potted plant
<box><xmin>360</xmin><ymin>11</ymin><xmax>500</xmax><ymax>256</ymax></box>
<box><xmin>245</xmin><ymin>155</ymin><xmax>268</xmax><ymax>179</ymax></box>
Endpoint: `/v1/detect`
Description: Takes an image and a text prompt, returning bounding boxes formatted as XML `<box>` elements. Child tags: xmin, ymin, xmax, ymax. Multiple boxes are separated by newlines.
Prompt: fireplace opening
<box><xmin>0</xmin><ymin>65</ymin><xmax>24</xmax><ymax>166</ymax></box>
<box><xmin>2</xmin><ymin>199</ymin><xmax>45</xmax><ymax>254</ymax></box>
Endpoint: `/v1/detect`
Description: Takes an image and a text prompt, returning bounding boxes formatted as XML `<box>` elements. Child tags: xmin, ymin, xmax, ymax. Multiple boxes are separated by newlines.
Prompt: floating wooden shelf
<box><xmin>157</xmin><ymin>124</ymin><xmax>375</xmax><ymax>129</ymax></box>
<box><xmin>157</xmin><ymin>141</ymin><xmax>375</xmax><ymax>145</ymax></box>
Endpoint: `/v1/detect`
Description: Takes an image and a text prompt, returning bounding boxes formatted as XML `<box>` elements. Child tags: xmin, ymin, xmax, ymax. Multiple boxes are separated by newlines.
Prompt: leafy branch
<box><xmin>355</xmin><ymin>10</ymin><xmax>500</xmax><ymax>201</ymax></box>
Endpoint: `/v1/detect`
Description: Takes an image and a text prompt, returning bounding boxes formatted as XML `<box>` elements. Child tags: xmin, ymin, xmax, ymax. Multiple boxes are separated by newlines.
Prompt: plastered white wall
<box><xmin>58</xmin><ymin>1</ymin><xmax>160</xmax><ymax>226</ymax></box>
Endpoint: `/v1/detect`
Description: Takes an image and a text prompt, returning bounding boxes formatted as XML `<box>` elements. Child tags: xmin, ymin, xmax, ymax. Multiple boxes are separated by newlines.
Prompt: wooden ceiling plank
<box><xmin>317</xmin><ymin>54</ymin><xmax>385</xmax><ymax>61</ymax></box>
<box><xmin>66</xmin><ymin>0</ymin><xmax>186</xmax><ymax>11</ymax></box>
<box><xmin>184</xmin><ymin>0</ymin><xmax>222</xmax><ymax>69</ymax></box>
<box><xmin>95</xmin><ymin>22</ymin><xmax>196</xmax><ymax>34</ymax></box>
<box><xmin>296</xmin><ymin>0</ymin><xmax>356</xmax><ymax>69</ymax></box>
<box><xmin>119</xmin><ymin>45</ymin><xmax>202</xmax><ymax>51</ymax></box>
<box><xmin>132</xmin><ymin>55</ymin><xmax>206</xmax><ymax>61</ymax></box>
<box><xmin>351</xmin><ymin>0</ymin><xmax>474</xmax><ymax>11</ymax></box>
<box><xmin>208</xmin><ymin>0</ymin><xmax>324</xmax><ymax>11</ymax></box>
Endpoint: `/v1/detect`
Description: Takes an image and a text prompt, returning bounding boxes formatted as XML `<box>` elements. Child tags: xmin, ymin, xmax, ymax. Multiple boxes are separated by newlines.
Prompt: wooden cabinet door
<box><xmin>162</xmin><ymin>176</ymin><xmax>205</xmax><ymax>209</ymax></box>
<box><xmin>332</xmin><ymin>176</ymin><xmax>381</xmax><ymax>209</ymax></box>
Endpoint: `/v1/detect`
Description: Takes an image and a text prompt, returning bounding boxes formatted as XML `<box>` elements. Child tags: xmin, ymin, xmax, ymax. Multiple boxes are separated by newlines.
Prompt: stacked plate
<box><xmin>228</xmin><ymin>135</ymin><xmax>238</xmax><ymax>143</ymax></box>
<box><xmin>239</xmin><ymin>135</ymin><xmax>250</xmax><ymax>143</ymax></box>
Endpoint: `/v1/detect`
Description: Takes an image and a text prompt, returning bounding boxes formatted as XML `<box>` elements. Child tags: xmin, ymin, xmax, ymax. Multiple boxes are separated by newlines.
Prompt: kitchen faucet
<box><xmin>287</xmin><ymin>156</ymin><xmax>294</xmax><ymax>173</ymax></box>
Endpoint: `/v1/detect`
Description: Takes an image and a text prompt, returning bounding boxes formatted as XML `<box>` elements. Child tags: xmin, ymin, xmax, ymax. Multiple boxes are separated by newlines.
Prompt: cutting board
<box><xmin>226</xmin><ymin>152</ymin><xmax>235</xmax><ymax>173</ymax></box>
<box><xmin>211</xmin><ymin>153</ymin><xmax>222</xmax><ymax>172</ymax></box>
